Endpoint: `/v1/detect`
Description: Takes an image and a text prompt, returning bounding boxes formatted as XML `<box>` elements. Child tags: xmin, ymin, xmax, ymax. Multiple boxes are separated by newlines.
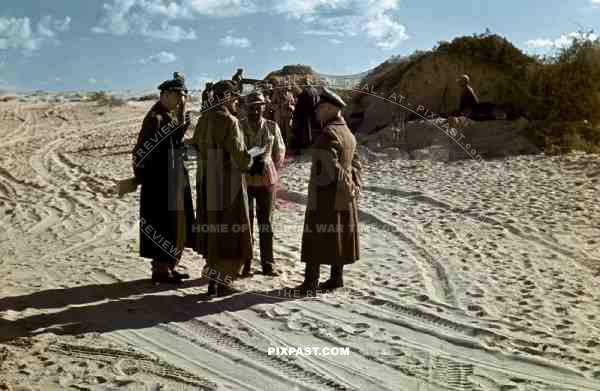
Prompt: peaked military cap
<box><xmin>211</xmin><ymin>80</ymin><xmax>241</xmax><ymax>98</ymax></box>
<box><xmin>245</xmin><ymin>90</ymin><xmax>266</xmax><ymax>105</ymax></box>
<box><xmin>317</xmin><ymin>87</ymin><xmax>346</xmax><ymax>108</ymax></box>
<box><xmin>158</xmin><ymin>76</ymin><xmax>188</xmax><ymax>95</ymax></box>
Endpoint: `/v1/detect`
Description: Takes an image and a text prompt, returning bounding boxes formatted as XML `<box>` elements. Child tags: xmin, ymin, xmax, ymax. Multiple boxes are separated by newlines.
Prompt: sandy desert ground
<box><xmin>0</xmin><ymin>100</ymin><xmax>599</xmax><ymax>391</ymax></box>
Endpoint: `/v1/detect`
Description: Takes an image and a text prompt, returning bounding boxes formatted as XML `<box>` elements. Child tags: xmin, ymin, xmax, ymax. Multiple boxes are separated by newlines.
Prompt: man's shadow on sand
<box><xmin>0</xmin><ymin>279</ymin><xmax>303</xmax><ymax>343</ymax></box>
<box><xmin>0</xmin><ymin>278</ymin><xmax>210</xmax><ymax>312</ymax></box>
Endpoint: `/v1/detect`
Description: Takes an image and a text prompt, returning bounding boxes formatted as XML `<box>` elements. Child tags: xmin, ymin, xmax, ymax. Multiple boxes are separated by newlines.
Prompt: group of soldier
<box><xmin>132</xmin><ymin>72</ymin><xmax>362</xmax><ymax>297</ymax></box>
<box><xmin>202</xmin><ymin>69</ymin><xmax>320</xmax><ymax>152</ymax></box>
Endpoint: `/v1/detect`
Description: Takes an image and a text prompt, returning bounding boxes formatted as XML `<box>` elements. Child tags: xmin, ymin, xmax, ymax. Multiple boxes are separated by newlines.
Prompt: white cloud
<box><xmin>271</xmin><ymin>0</ymin><xmax>334</xmax><ymax>18</ymax></box>
<box><xmin>296</xmin><ymin>0</ymin><xmax>407</xmax><ymax>49</ymax></box>
<box><xmin>328</xmin><ymin>38</ymin><xmax>343</xmax><ymax>45</ymax></box>
<box><xmin>525</xmin><ymin>31</ymin><xmax>598</xmax><ymax>50</ymax></box>
<box><xmin>93</xmin><ymin>0</ymin><xmax>196</xmax><ymax>41</ymax></box>
<box><xmin>303</xmin><ymin>29</ymin><xmax>345</xmax><ymax>37</ymax></box>
<box><xmin>93</xmin><ymin>0</ymin><xmax>257</xmax><ymax>39</ymax></box>
<box><xmin>139</xmin><ymin>22</ymin><xmax>196</xmax><ymax>41</ymax></box>
<box><xmin>219</xmin><ymin>35</ymin><xmax>251</xmax><ymax>48</ymax></box>
<box><xmin>89</xmin><ymin>78</ymin><xmax>98</xmax><ymax>84</ymax></box>
<box><xmin>217</xmin><ymin>55</ymin><xmax>236</xmax><ymax>63</ymax></box>
<box><xmin>37</xmin><ymin>15</ymin><xmax>71</xmax><ymax>37</ymax></box>
<box><xmin>139</xmin><ymin>51</ymin><xmax>178</xmax><ymax>64</ymax></box>
<box><xmin>182</xmin><ymin>0</ymin><xmax>258</xmax><ymax>17</ymax></box>
<box><xmin>93</xmin><ymin>0</ymin><xmax>407</xmax><ymax>48</ymax></box>
<box><xmin>0</xmin><ymin>15</ymin><xmax>71</xmax><ymax>51</ymax></box>
<box><xmin>524</xmin><ymin>39</ymin><xmax>555</xmax><ymax>49</ymax></box>
<box><xmin>362</xmin><ymin>12</ymin><xmax>408</xmax><ymax>50</ymax></box>
<box><xmin>592</xmin><ymin>0</ymin><xmax>600</xmax><ymax>8</ymax></box>
<box><xmin>276</xmin><ymin>42</ymin><xmax>296</xmax><ymax>51</ymax></box>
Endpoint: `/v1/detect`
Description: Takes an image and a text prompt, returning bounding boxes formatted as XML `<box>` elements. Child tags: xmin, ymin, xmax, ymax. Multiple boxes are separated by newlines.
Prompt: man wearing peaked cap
<box><xmin>194</xmin><ymin>79</ymin><xmax>254</xmax><ymax>296</ymax></box>
<box><xmin>159</xmin><ymin>72</ymin><xmax>191</xmax><ymax>134</ymax></box>
<box><xmin>131</xmin><ymin>74</ymin><xmax>196</xmax><ymax>284</ymax></box>
<box><xmin>158</xmin><ymin>77</ymin><xmax>189</xmax><ymax>95</ymax></box>
<box><xmin>211</xmin><ymin>80</ymin><xmax>241</xmax><ymax>100</ymax></box>
<box><xmin>296</xmin><ymin>86</ymin><xmax>362</xmax><ymax>294</ymax></box>
<box><xmin>318</xmin><ymin>87</ymin><xmax>346</xmax><ymax>108</ymax></box>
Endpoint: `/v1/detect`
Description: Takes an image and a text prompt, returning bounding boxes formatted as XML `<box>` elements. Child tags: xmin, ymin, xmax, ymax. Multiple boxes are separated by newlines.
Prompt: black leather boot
<box><xmin>170</xmin><ymin>269</ymin><xmax>190</xmax><ymax>280</ymax></box>
<box><xmin>207</xmin><ymin>280</ymin><xmax>217</xmax><ymax>296</ymax></box>
<box><xmin>151</xmin><ymin>259</ymin><xmax>182</xmax><ymax>284</ymax></box>
<box><xmin>319</xmin><ymin>265</ymin><xmax>344</xmax><ymax>290</ymax></box>
<box><xmin>216</xmin><ymin>282</ymin><xmax>237</xmax><ymax>297</ymax></box>
<box><xmin>261</xmin><ymin>262</ymin><xmax>279</xmax><ymax>276</ymax></box>
<box><xmin>294</xmin><ymin>263</ymin><xmax>320</xmax><ymax>294</ymax></box>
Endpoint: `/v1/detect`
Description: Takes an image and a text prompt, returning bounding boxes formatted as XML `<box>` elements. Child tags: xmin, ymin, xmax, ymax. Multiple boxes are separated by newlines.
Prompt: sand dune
<box><xmin>0</xmin><ymin>100</ymin><xmax>599</xmax><ymax>390</ymax></box>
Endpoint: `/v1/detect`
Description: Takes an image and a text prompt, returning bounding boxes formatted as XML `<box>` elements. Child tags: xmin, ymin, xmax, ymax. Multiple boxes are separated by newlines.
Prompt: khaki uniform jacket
<box><xmin>239</xmin><ymin>117</ymin><xmax>286</xmax><ymax>189</ymax></box>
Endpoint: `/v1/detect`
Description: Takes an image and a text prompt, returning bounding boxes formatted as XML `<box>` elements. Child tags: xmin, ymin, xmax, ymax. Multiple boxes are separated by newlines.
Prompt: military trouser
<box><xmin>246</xmin><ymin>185</ymin><xmax>275</xmax><ymax>271</ymax></box>
<box><xmin>152</xmin><ymin>258</ymin><xmax>175</xmax><ymax>274</ymax></box>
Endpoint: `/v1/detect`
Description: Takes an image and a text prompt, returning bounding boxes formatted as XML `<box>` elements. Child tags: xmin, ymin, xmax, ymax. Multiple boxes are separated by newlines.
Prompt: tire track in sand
<box><xmin>285</xmin><ymin>189</ymin><xmax>457</xmax><ymax>306</ymax></box>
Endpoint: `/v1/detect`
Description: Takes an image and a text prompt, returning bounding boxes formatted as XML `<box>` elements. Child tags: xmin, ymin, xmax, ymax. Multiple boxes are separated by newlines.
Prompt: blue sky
<box><xmin>0</xmin><ymin>0</ymin><xmax>599</xmax><ymax>92</ymax></box>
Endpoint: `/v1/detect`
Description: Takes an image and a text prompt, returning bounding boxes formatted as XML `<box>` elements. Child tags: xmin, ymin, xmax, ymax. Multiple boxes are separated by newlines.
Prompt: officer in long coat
<box><xmin>132</xmin><ymin>76</ymin><xmax>196</xmax><ymax>284</ymax></box>
<box><xmin>296</xmin><ymin>87</ymin><xmax>362</xmax><ymax>294</ymax></box>
<box><xmin>194</xmin><ymin>80</ymin><xmax>254</xmax><ymax>296</ymax></box>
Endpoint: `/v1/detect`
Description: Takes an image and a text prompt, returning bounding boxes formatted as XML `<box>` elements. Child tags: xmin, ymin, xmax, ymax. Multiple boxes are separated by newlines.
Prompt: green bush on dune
<box><xmin>353</xmin><ymin>30</ymin><xmax>600</xmax><ymax>153</ymax></box>
<box><xmin>525</xmin><ymin>31</ymin><xmax>600</xmax><ymax>153</ymax></box>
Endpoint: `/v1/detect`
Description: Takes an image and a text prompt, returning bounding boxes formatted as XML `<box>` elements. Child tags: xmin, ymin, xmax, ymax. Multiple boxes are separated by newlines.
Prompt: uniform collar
<box><xmin>154</xmin><ymin>101</ymin><xmax>170</xmax><ymax>115</ymax></box>
<box><xmin>243</xmin><ymin>116</ymin><xmax>265</xmax><ymax>127</ymax></box>
<box><xmin>216</xmin><ymin>105</ymin><xmax>233</xmax><ymax>116</ymax></box>
<box><xmin>323</xmin><ymin>115</ymin><xmax>346</xmax><ymax>127</ymax></box>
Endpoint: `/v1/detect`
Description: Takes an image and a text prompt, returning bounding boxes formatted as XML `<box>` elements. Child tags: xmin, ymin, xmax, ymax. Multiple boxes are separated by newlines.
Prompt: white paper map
<box><xmin>248</xmin><ymin>145</ymin><xmax>266</xmax><ymax>158</ymax></box>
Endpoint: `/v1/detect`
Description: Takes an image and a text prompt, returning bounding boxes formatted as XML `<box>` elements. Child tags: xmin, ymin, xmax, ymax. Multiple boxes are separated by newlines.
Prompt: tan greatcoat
<box><xmin>301</xmin><ymin>116</ymin><xmax>362</xmax><ymax>265</ymax></box>
<box><xmin>193</xmin><ymin>106</ymin><xmax>253</xmax><ymax>280</ymax></box>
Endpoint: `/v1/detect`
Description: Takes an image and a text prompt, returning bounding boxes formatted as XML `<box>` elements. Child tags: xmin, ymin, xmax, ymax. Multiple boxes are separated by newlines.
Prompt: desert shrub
<box><xmin>89</xmin><ymin>91</ymin><xmax>126</xmax><ymax>107</ymax></box>
<box><xmin>526</xmin><ymin>121</ymin><xmax>600</xmax><ymax>154</ymax></box>
<box><xmin>527</xmin><ymin>31</ymin><xmax>600</xmax><ymax>123</ymax></box>
<box><xmin>436</xmin><ymin>31</ymin><xmax>534</xmax><ymax>69</ymax></box>
<box><xmin>135</xmin><ymin>93</ymin><xmax>159</xmax><ymax>101</ymax></box>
